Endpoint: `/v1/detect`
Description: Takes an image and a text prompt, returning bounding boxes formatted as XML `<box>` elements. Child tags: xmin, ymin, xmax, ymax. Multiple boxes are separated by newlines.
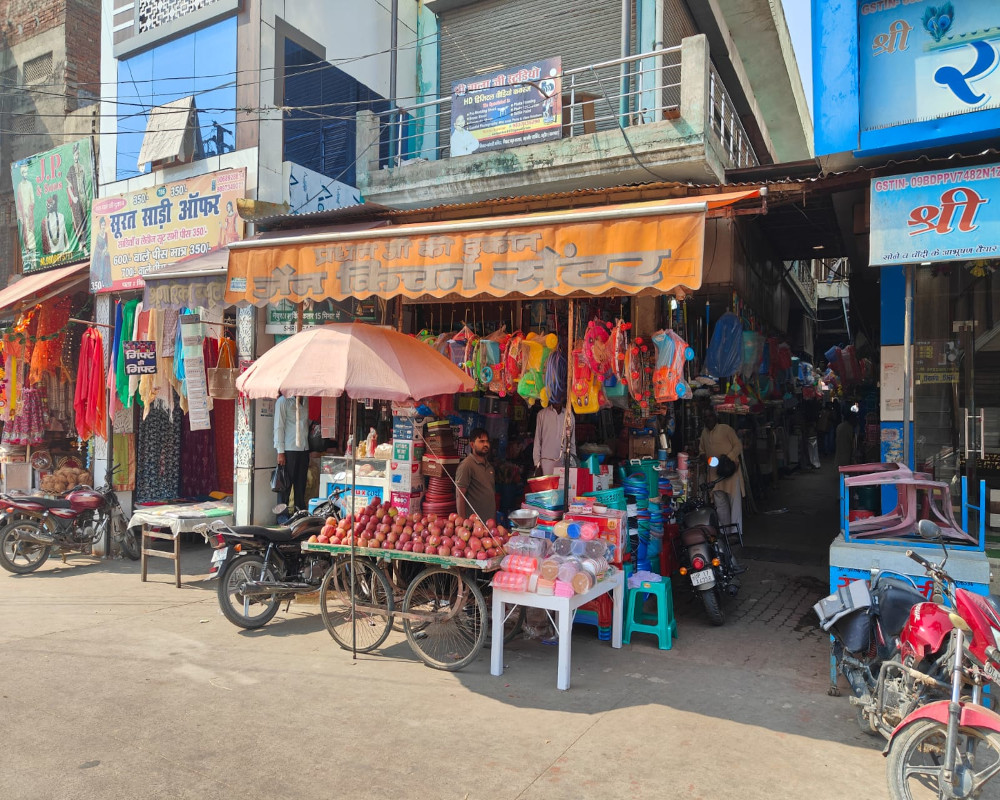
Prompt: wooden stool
<box><xmin>140</xmin><ymin>524</ymin><xmax>182</xmax><ymax>588</ymax></box>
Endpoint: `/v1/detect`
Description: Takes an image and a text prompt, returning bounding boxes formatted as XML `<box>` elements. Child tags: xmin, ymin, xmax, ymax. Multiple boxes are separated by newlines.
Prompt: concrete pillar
<box><xmin>680</xmin><ymin>34</ymin><xmax>709</xmax><ymax>138</ymax></box>
<box><xmin>92</xmin><ymin>293</ymin><xmax>112</xmax><ymax>557</ymax></box>
<box><xmin>234</xmin><ymin>305</ymin><xmax>256</xmax><ymax>525</ymax></box>
<box><xmin>355</xmin><ymin>110</ymin><xmax>382</xmax><ymax>192</ymax></box>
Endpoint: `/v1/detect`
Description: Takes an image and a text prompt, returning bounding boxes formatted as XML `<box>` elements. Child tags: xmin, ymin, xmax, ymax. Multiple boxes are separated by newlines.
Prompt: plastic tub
<box><xmin>527</xmin><ymin>474</ymin><xmax>560</xmax><ymax>492</ymax></box>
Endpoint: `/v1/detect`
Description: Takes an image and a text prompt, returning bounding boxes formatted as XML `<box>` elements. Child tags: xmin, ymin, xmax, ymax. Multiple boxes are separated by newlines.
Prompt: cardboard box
<box><xmin>392</xmin><ymin>417</ymin><xmax>425</xmax><ymax>441</ymax></box>
<box><xmin>555</xmin><ymin>466</ymin><xmax>613</xmax><ymax>497</ymax></box>
<box><xmin>390</xmin><ymin>460</ymin><xmax>423</xmax><ymax>492</ymax></box>
<box><xmin>392</xmin><ymin>439</ymin><xmax>415</xmax><ymax>462</ymax></box>
<box><xmin>391</xmin><ymin>490</ymin><xmax>422</xmax><ymax>515</ymax></box>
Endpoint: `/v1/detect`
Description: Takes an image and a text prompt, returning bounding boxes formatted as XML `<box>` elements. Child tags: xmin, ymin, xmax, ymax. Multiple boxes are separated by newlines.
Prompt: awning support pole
<box><xmin>902</xmin><ymin>264</ymin><xmax>913</xmax><ymax>468</ymax></box>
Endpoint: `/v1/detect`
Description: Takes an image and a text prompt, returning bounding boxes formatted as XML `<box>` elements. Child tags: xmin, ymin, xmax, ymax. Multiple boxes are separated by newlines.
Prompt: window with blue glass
<box><xmin>116</xmin><ymin>17</ymin><xmax>238</xmax><ymax>180</ymax></box>
<box><xmin>282</xmin><ymin>39</ymin><xmax>391</xmax><ymax>188</ymax></box>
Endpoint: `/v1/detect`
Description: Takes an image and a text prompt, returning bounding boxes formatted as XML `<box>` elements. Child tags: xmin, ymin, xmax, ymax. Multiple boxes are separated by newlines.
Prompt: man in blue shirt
<box><xmin>273</xmin><ymin>395</ymin><xmax>310</xmax><ymax>520</ymax></box>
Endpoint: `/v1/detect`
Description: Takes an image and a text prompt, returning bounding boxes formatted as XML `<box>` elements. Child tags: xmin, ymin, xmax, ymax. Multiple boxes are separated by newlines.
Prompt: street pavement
<box><xmin>0</xmin><ymin>461</ymin><xmax>890</xmax><ymax>800</ymax></box>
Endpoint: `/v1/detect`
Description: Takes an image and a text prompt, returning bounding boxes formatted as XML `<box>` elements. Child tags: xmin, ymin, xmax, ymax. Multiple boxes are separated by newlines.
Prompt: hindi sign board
<box><xmin>123</xmin><ymin>341</ymin><xmax>158</xmax><ymax>375</ymax></box>
<box><xmin>89</xmin><ymin>168</ymin><xmax>245</xmax><ymax>293</ymax></box>
<box><xmin>10</xmin><ymin>138</ymin><xmax>95</xmax><ymax>274</ymax></box>
<box><xmin>869</xmin><ymin>163</ymin><xmax>1000</xmax><ymax>265</ymax></box>
<box><xmin>264</xmin><ymin>298</ymin><xmax>378</xmax><ymax>334</ymax></box>
<box><xmin>450</xmin><ymin>58</ymin><xmax>562</xmax><ymax>155</ymax></box>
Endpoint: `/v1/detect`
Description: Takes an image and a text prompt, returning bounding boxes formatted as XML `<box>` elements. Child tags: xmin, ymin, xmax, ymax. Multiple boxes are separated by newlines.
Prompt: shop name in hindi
<box><xmin>109</xmin><ymin>193</ymin><xmax>222</xmax><ymax>239</ymax></box>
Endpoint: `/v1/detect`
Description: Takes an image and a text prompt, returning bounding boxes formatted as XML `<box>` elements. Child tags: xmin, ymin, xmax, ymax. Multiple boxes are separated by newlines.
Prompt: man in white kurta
<box><xmin>533</xmin><ymin>403</ymin><xmax>576</xmax><ymax>476</ymax></box>
<box><xmin>698</xmin><ymin>406</ymin><xmax>744</xmax><ymax>537</ymax></box>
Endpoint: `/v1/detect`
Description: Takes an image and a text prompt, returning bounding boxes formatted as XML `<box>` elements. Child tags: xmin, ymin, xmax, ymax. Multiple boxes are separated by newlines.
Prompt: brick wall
<box><xmin>64</xmin><ymin>0</ymin><xmax>101</xmax><ymax>108</ymax></box>
<box><xmin>0</xmin><ymin>1</ymin><xmax>67</xmax><ymax>45</ymax></box>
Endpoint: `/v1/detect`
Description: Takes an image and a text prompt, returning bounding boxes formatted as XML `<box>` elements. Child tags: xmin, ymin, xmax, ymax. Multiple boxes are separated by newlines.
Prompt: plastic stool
<box><xmin>623</xmin><ymin>578</ymin><xmax>677</xmax><ymax>650</ymax></box>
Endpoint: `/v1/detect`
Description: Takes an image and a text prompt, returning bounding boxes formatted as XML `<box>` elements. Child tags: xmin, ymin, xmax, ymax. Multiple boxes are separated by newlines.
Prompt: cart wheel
<box><xmin>402</xmin><ymin>568</ymin><xmax>487</xmax><ymax>671</ymax></box>
<box><xmin>320</xmin><ymin>558</ymin><xmax>393</xmax><ymax>653</ymax></box>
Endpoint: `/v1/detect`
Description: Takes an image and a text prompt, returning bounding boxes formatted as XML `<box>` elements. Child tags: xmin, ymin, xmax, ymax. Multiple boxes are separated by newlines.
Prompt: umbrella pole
<box><xmin>350</xmin><ymin>399</ymin><xmax>357</xmax><ymax>660</ymax></box>
<box><xmin>563</xmin><ymin>299</ymin><xmax>574</xmax><ymax>512</ymax></box>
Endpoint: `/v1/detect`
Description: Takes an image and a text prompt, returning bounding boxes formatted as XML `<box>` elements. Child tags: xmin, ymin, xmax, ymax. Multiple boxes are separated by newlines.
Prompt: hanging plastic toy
<box><xmin>518</xmin><ymin>332</ymin><xmax>557</xmax><ymax>405</ymax></box>
<box><xmin>626</xmin><ymin>337</ymin><xmax>654</xmax><ymax>411</ymax></box>
<box><xmin>570</xmin><ymin>346</ymin><xmax>602</xmax><ymax>414</ymax></box>
<box><xmin>651</xmin><ymin>328</ymin><xmax>694</xmax><ymax>402</ymax></box>
<box><xmin>497</xmin><ymin>331</ymin><xmax>524</xmax><ymax>397</ymax></box>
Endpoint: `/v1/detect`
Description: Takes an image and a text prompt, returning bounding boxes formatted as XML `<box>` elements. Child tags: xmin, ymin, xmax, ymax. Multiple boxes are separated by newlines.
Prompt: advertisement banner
<box><xmin>869</xmin><ymin>163</ymin><xmax>1000</xmax><ymax>265</ymax></box>
<box><xmin>450</xmin><ymin>58</ymin><xmax>562</xmax><ymax>155</ymax></box>
<box><xmin>10</xmin><ymin>138</ymin><xmax>95</xmax><ymax>273</ymax></box>
<box><xmin>90</xmin><ymin>167</ymin><xmax>245</xmax><ymax>293</ymax></box>
<box><xmin>859</xmin><ymin>0</ymin><xmax>1000</xmax><ymax>138</ymax></box>
<box><xmin>264</xmin><ymin>298</ymin><xmax>378</xmax><ymax>334</ymax></box>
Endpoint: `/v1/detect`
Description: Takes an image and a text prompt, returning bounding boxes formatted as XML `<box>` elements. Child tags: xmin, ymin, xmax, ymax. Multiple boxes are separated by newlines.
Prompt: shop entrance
<box><xmin>913</xmin><ymin>264</ymin><xmax>1000</xmax><ymax>539</ymax></box>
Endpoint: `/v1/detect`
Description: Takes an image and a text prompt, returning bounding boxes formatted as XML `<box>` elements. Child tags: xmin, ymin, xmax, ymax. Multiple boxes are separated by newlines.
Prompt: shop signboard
<box><xmin>859</xmin><ymin>0</ymin><xmax>1000</xmax><ymax>153</ymax></box>
<box><xmin>123</xmin><ymin>341</ymin><xmax>157</xmax><ymax>375</ymax></box>
<box><xmin>10</xmin><ymin>138</ymin><xmax>95</xmax><ymax>274</ymax></box>
<box><xmin>450</xmin><ymin>57</ymin><xmax>562</xmax><ymax>155</ymax></box>
<box><xmin>869</xmin><ymin>162</ymin><xmax>1000</xmax><ymax>265</ymax></box>
<box><xmin>264</xmin><ymin>297</ymin><xmax>377</xmax><ymax>334</ymax></box>
<box><xmin>225</xmin><ymin>193</ymin><xmax>746</xmax><ymax>306</ymax></box>
<box><xmin>90</xmin><ymin>167</ymin><xmax>245</xmax><ymax>293</ymax></box>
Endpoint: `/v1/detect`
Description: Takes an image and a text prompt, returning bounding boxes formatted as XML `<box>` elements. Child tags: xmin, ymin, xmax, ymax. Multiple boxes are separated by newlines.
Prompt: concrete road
<box><xmin>0</xmin><ymin>466</ymin><xmax>886</xmax><ymax>799</ymax></box>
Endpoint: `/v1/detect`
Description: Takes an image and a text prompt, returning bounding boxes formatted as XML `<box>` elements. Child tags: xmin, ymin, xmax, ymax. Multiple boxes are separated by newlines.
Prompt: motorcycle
<box><xmin>675</xmin><ymin>456</ymin><xmax>744</xmax><ymax>625</ymax></box>
<box><xmin>199</xmin><ymin>492</ymin><xmax>344</xmax><ymax>629</ymax></box>
<box><xmin>814</xmin><ymin>547</ymin><xmax>947</xmax><ymax>738</ymax></box>
<box><xmin>0</xmin><ymin>479</ymin><xmax>138</xmax><ymax>574</ymax></box>
<box><xmin>884</xmin><ymin>520</ymin><xmax>1000</xmax><ymax>799</ymax></box>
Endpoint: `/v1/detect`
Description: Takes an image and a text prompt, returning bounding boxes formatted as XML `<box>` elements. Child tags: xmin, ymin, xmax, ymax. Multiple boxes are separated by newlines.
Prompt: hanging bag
<box><xmin>208</xmin><ymin>338</ymin><xmax>238</xmax><ymax>400</ymax></box>
<box><xmin>270</xmin><ymin>463</ymin><xmax>290</xmax><ymax>494</ymax></box>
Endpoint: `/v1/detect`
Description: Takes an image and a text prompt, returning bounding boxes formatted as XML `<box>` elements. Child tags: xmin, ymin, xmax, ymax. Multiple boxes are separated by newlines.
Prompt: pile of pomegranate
<box><xmin>308</xmin><ymin>498</ymin><xmax>511</xmax><ymax>559</ymax></box>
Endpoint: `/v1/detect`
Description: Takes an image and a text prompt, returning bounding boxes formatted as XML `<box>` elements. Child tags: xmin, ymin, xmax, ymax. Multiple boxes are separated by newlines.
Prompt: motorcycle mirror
<box><xmin>708</xmin><ymin>456</ymin><xmax>720</xmax><ymax>468</ymax></box>
<box><xmin>272</xmin><ymin>503</ymin><xmax>288</xmax><ymax>516</ymax></box>
<box><xmin>917</xmin><ymin>519</ymin><xmax>941</xmax><ymax>540</ymax></box>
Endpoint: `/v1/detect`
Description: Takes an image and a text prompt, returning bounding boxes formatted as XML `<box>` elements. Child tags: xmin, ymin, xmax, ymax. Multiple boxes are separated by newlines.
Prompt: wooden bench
<box><xmin>140</xmin><ymin>524</ymin><xmax>182</xmax><ymax>588</ymax></box>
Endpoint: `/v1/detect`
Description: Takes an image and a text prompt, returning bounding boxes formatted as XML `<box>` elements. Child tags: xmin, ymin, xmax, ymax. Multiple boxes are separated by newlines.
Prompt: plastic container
<box><xmin>527</xmin><ymin>474</ymin><xmax>560</xmax><ymax>492</ymax></box>
<box><xmin>540</xmin><ymin>557</ymin><xmax>562</xmax><ymax>581</ymax></box>
<box><xmin>554</xmin><ymin>580</ymin><xmax>576</xmax><ymax>598</ymax></box>
<box><xmin>536</xmin><ymin>578</ymin><xmax>555</xmax><ymax>596</ymax></box>
<box><xmin>557</xmin><ymin>559</ymin><xmax>581</xmax><ymax>583</ymax></box>
<box><xmin>571</xmin><ymin>571</ymin><xmax>596</xmax><ymax>594</ymax></box>
<box><xmin>507</xmin><ymin>534</ymin><xmax>548</xmax><ymax>558</ymax></box>
<box><xmin>578</xmin><ymin>521</ymin><xmax>599</xmax><ymax>541</ymax></box>
<box><xmin>492</xmin><ymin>571</ymin><xmax>528</xmax><ymax>592</ymax></box>
<box><xmin>500</xmin><ymin>554</ymin><xmax>539</xmax><ymax>575</ymax></box>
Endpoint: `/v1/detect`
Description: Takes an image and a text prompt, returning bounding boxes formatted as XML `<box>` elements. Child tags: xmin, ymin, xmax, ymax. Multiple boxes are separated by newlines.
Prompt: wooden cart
<box><xmin>302</xmin><ymin>542</ymin><xmax>520</xmax><ymax>671</ymax></box>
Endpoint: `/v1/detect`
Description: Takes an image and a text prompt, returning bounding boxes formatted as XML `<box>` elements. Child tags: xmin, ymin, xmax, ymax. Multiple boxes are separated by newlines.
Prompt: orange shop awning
<box><xmin>0</xmin><ymin>262</ymin><xmax>90</xmax><ymax>314</ymax></box>
<box><xmin>225</xmin><ymin>189</ymin><xmax>762</xmax><ymax>306</ymax></box>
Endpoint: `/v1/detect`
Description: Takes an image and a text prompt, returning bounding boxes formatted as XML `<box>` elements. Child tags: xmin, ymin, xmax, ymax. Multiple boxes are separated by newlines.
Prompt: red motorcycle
<box><xmin>0</xmin><ymin>481</ymin><xmax>137</xmax><ymax>574</ymax></box>
<box><xmin>885</xmin><ymin>520</ymin><xmax>1000</xmax><ymax>799</ymax></box>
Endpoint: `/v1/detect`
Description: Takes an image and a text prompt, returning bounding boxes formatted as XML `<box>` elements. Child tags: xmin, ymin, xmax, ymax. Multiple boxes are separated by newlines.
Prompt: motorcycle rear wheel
<box><xmin>701</xmin><ymin>586</ymin><xmax>725</xmax><ymax>626</ymax></box>
<box><xmin>886</xmin><ymin>718</ymin><xmax>1000</xmax><ymax>799</ymax></box>
<box><xmin>218</xmin><ymin>554</ymin><xmax>280</xmax><ymax>629</ymax></box>
<box><xmin>0</xmin><ymin>521</ymin><xmax>51</xmax><ymax>574</ymax></box>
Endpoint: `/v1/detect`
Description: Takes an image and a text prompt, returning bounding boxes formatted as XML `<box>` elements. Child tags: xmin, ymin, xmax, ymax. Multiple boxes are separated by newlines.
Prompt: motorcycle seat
<box><xmin>231</xmin><ymin>525</ymin><xmax>298</xmax><ymax>543</ymax></box>
<box><xmin>681</xmin><ymin>525</ymin><xmax>714</xmax><ymax>546</ymax></box>
<box><xmin>12</xmin><ymin>496</ymin><xmax>72</xmax><ymax>509</ymax></box>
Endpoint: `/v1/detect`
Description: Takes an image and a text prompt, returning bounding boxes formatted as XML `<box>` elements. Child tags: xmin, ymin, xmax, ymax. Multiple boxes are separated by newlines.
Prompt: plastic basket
<box><xmin>582</xmin><ymin>487</ymin><xmax>626</xmax><ymax>509</ymax></box>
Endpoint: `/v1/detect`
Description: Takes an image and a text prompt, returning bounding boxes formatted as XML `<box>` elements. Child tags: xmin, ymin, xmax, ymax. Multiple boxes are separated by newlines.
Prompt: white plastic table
<box><xmin>490</xmin><ymin>570</ymin><xmax>624</xmax><ymax>690</ymax></box>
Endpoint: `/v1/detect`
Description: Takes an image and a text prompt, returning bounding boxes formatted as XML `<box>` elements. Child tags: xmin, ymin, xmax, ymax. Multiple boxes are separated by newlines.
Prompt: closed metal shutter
<box><xmin>438</xmin><ymin>0</ymin><xmax>624</xmax><ymax>93</ymax></box>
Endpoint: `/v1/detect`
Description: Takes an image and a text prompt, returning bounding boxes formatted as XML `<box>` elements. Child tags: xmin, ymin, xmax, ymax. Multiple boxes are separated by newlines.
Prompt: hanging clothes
<box><xmin>135</xmin><ymin>397</ymin><xmax>182</xmax><ymax>503</ymax></box>
<box><xmin>208</xmin><ymin>338</ymin><xmax>235</xmax><ymax>495</ymax></box>
<box><xmin>107</xmin><ymin>300</ymin><xmax>124</xmax><ymax>417</ymax></box>
<box><xmin>113</xmin><ymin>432</ymin><xmax>136</xmax><ymax>491</ymax></box>
<box><xmin>115</xmin><ymin>298</ymin><xmax>140</xmax><ymax>408</ymax></box>
<box><xmin>180</xmin><ymin>409</ymin><xmax>217</xmax><ymax>497</ymax></box>
<box><xmin>28</xmin><ymin>295</ymin><xmax>71</xmax><ymax>385</ymax></box>
<box><xmin>74</xmin><ymin>328</ymin><xmax>106</xmax><ymax>441</ymax></box>
<box><xmin>2</xmin><ymin>386</ymin><xmax>47</xmax><ymax>446</ymax></box>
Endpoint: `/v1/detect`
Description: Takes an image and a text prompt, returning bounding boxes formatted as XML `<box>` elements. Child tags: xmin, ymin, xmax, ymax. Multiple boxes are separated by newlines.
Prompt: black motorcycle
<box><xmin>675</xmin><ymin>457</ymin><xmax>744</xmax><ymax>625</ymax></box>
<box><xmin>199</xmin><ymin>493</ymin><xmax>344</xmax><ymax>629</ymax></box>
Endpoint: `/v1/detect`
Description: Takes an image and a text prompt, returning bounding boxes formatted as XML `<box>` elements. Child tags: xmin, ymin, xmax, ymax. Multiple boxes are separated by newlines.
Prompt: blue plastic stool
<box><xmin>623</xmin><ymin>578</ymin><xmax>677</xmax><ymax>650</ymax></box>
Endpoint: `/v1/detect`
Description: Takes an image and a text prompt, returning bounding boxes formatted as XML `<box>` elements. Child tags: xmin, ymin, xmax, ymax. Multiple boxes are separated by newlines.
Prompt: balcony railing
<box><xmin>371</xmin><ymin>43</ymin><xmax>757</xmax><ymax>173</ymax></box>
<box><xmin>708</xmin><ymin>65</ymin><xmax>758</xmax><ymax>170</ymax></box>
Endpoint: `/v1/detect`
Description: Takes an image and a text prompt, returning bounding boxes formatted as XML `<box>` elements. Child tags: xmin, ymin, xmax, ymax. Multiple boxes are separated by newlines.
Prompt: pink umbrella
<box><xmin>236</xmin><ymin>322</ymin><xmax>475</xmax><ymax>400</ymax></box>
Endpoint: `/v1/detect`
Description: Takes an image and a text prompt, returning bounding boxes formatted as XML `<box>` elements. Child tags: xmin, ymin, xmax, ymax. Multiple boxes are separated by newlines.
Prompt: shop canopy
<box><xmin>0</xmin><ymin>262</ymin><xmax>90</xmax><ymax>314</ymax></box>
<box><xmin>225</xmin><ymin>189</ymin><xmax>762</xmax><ymax>306</ymax></box>
<box><xmin>142</xmin><ymin>247</ymin><xmax>230</xmax><ymax>311</ymax></box>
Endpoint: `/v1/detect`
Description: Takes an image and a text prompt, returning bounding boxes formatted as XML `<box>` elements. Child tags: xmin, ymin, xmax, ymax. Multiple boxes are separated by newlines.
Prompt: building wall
<box><xmin>0</xmin><ymin>0</ymin><xmax>100</xmax><ymax>286</ymax></box>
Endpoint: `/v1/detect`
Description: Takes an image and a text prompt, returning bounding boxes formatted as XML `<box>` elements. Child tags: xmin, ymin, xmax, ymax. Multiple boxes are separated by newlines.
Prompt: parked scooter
<box><xmin>199</xmin><ymin>492</ymin><xmax>344</xmax><ymax>629</ymax></box>
<box><xmin>884</xmin><ymin>520</ymin><xmax>1000</xmax><ymax>799</ymax></box>
<box><xmin>675</xmin><ymin>456</ymin><xmax>744</xmax><ymax>625</ymax></box>
<box><xmin>0</xmin><ymin>477</ymin><xmax>138</xmax><ymax>574</ymax></box>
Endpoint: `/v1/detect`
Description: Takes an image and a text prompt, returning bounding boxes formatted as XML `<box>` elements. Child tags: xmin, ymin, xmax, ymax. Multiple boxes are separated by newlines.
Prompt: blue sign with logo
<box><xmin>858</xmin><ymin>0</ymin><xmax>1000</xmax><ymax>153</ymax></box>
<box><xmin>869</xmin><ymin>162</ymin><xmax>1000</xmax><ymax>265</ymax></box>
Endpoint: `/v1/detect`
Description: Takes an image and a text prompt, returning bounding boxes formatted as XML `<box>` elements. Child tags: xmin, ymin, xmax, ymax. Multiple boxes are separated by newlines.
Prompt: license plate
<box><xmin>211</xmin><ymin>547</ymin><xmax>228</xmax><ymax>565</ymax></box>
<box><xmin>690</xmin><ymin>568</ymin><xmax>714</xmax><ymax>587</ymax></box>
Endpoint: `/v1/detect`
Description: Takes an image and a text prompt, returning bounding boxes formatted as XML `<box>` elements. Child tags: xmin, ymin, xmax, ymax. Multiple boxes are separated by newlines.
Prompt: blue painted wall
<box><xmin>812</xmin><ymin>0</ymin><xmax>858</xmax><ymax>156</ymax></box>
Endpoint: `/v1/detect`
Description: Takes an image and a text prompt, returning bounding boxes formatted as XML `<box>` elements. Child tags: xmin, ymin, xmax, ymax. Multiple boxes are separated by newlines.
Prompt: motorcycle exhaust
<box><xmin>726</xmin><ymin>582</ymin><xmax>740</xmax><ymax>597</ymax></box>
<box><xmin>237</xmin><ymin>580</ymin><xmax>314</xmax><ymax>597</ymax></box>
<box><xmin>14</xmin><ymin>526</ymin><xmax>55</xmax><ymax>545</ymax></box>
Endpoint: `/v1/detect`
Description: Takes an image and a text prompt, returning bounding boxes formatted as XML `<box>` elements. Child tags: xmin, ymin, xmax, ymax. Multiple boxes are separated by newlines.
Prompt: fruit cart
<box><xmin>302</xmin><ymin>541</ymin><xmax>508</xmax><ymax>671</ymax></box>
